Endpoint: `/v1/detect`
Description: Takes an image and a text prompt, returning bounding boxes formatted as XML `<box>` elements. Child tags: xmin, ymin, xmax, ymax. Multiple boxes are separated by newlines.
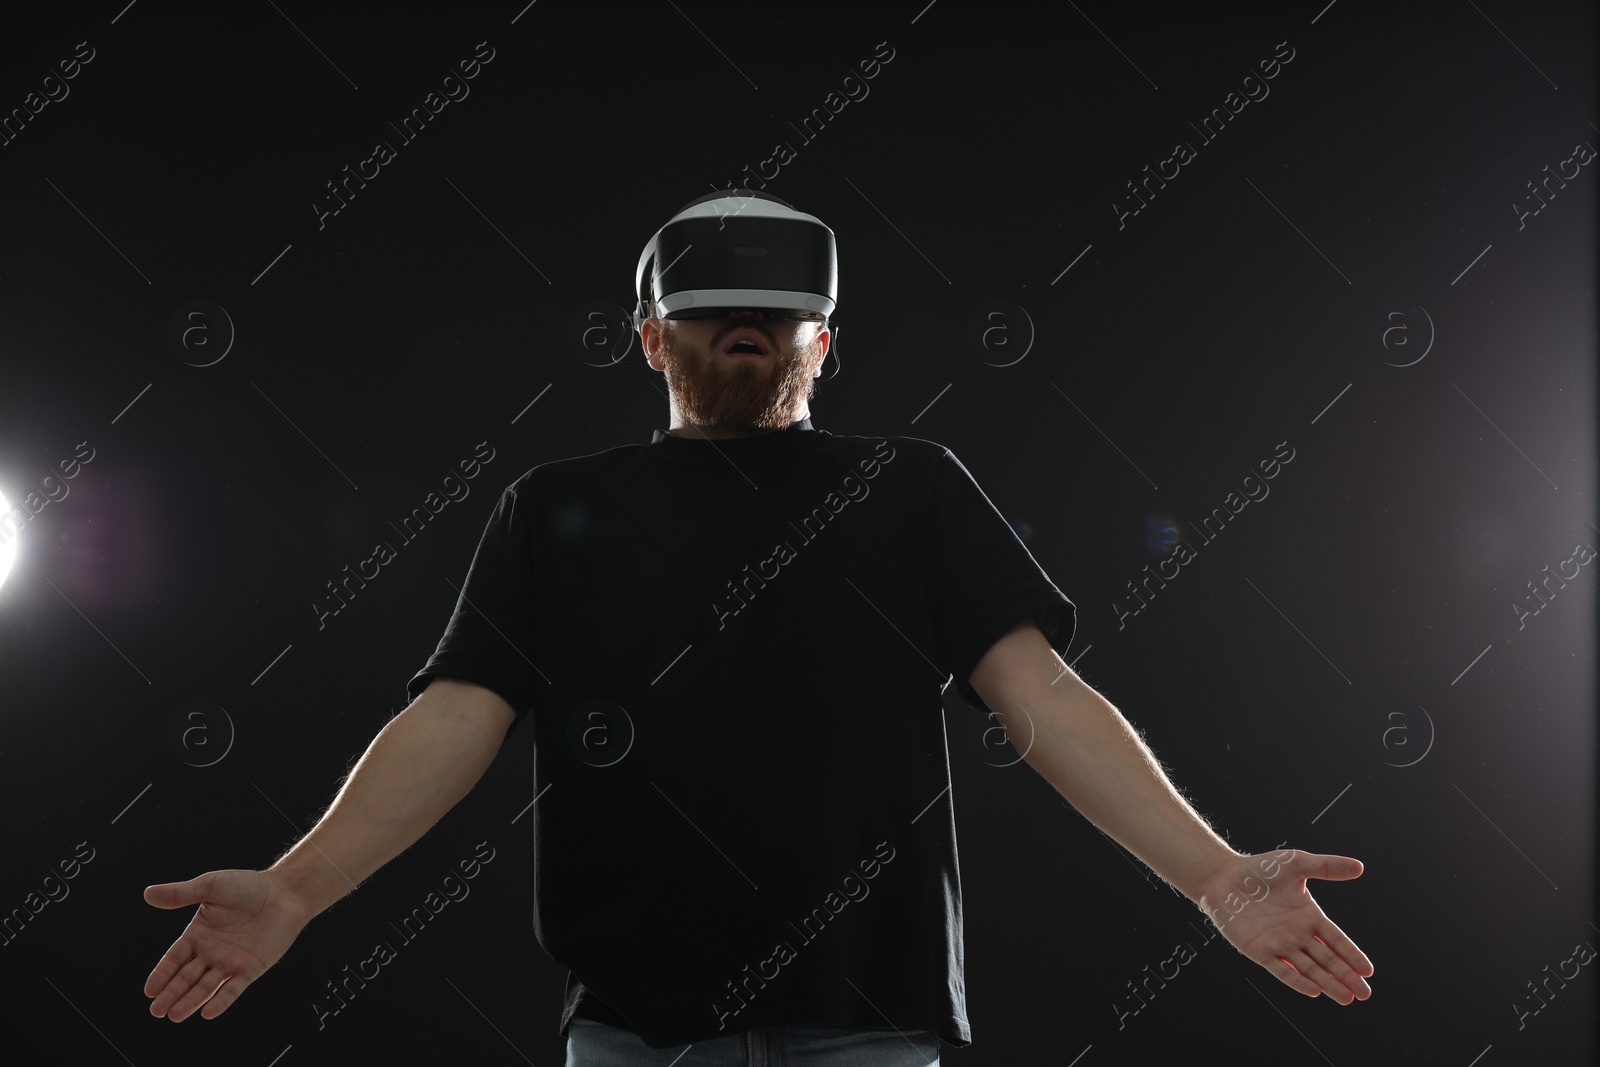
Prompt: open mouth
<box><xmin>723</xmin><ymin>329</ymin><xmax>770</xmax><ymax>357</ymax></box>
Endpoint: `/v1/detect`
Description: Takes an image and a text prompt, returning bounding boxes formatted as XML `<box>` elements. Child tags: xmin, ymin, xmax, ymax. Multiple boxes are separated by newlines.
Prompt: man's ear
<box><xmin>642</xmin><ymin>318</ymin><xmax>667</xmax><ymax>371</ymax></box>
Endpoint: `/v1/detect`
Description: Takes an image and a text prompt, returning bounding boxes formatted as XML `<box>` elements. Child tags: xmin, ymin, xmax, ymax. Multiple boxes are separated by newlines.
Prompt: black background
<box><xmin>0</xmin><ymin>1</ymin><xmax>1594</xmax><ymax>1064</ymax></box>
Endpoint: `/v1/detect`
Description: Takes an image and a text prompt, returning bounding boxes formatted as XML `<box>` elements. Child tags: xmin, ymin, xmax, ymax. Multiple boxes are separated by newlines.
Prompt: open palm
<box><xmin>1198</xmin><ymin>849</ymin><xmax>1374</xmax><ymax>1004</ymax></box>
<box><xmin>144</xmin><ymin>869</ymin><xmax>311</xmax><ymax>1022</ymax></box>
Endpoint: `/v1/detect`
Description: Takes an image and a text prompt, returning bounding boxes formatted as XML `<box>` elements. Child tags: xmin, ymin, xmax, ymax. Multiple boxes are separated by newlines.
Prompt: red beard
<box><xmin>659</xmin><ymin>328</ymin><xmax>820</xmax><ymax>433</ymax></box>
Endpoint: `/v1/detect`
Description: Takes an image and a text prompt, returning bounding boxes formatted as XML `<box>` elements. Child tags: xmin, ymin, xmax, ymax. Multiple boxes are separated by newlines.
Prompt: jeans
<box><xmin>566</xmin><ymin>1017</ymin><xmax>942</xmax><ymax>1066</ymax></box>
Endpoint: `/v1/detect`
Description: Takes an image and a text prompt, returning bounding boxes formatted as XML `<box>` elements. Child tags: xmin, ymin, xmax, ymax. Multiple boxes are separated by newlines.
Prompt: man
<box><xmin>144</xmin><ymin>192</ymin><xmax>1373</xmax><ymax>1065</ymax></box>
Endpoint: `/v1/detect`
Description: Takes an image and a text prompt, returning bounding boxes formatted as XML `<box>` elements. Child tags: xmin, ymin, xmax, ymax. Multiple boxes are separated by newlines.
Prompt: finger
<box><xmin>1305</xmin><ymin>932</ymin><xmax>1374</xmax><ymax>999</ymax></box>
<box><xmin>198</xmin><ymin>973</ymin><xmax>254</xmax><ymax>1020</ymax></box>
<box><xmin>144</xmin><ymin>874</ymin><xmax>212</xmax><ymax>910</ymax></box>
<box><xmin>1314</xmin><ymin>917</ymin><xmax>1375</xmax><ymax>977</ymax></box>
<box><xmin>1266</xmin><ymin>954</ymin><xmax>1322</xmax><ymax>998</ymax></box>
<box><xmin>168</xmin><ymin>966</ymin><xmax>232</xmax><ymax>1023</ymax></box>
<box><xmin>144</xmin><ymin>940</ymin><xmax>194</xmax><ymax>998</ymax></box>
<box><xmin>1295</xmin><ymin>851</ymin><xmax>1364</xmax><ymax>882</ymax></box>
<box><xmin>1285</xmin><ymin>948</ymin><xmax>1354</xmax><ymax>1005</ymax></box>
<box><xmin>150</xmin><ymin>976</ymin><xmax>192</xmax><ymax>1018</ymax></box>
<box><xmin>150</xmin><ymin>954</ymin><xmax>209</xmax><ymax>1018</ymax></box>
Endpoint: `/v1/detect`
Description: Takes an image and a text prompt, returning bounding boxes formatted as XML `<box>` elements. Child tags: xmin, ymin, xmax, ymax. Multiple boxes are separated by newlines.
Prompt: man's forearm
<box><xmin>266</xmin><ymin>679</ymin><xmax>512</xmax><ymax>919</ymax></box>
<box><xmin>995</xmin><ymin>670</ymin><xmax>1241</xmax><ymax>903</ymax></box>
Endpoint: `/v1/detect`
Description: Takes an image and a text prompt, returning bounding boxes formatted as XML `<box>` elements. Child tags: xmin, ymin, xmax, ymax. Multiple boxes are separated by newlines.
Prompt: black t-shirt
<box><xmin>406</xmin><ymin>417</ymin><xmax>1075</xmax><ymax>1050</ymax></box>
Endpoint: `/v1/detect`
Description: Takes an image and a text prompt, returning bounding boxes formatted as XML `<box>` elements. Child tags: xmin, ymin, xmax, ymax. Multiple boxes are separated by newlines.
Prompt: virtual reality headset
<box><xmin>631</xmin><ymin>189</ymin><xmax>838</xmax><ymax>332</ymax></box>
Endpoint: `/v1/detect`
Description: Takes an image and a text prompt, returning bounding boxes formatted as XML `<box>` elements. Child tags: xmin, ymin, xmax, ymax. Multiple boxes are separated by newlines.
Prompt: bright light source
<box><xmin>0</xmin><ymin>488</ymin><xmax>16</xmax><ymax>592</ymax></box>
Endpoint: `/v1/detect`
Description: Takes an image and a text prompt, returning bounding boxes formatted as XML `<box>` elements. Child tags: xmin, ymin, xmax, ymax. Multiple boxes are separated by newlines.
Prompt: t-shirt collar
<box><xmin>650</xmin><ymin>417</ymin><xmax>814</xmax><ymax>446</ymax></box>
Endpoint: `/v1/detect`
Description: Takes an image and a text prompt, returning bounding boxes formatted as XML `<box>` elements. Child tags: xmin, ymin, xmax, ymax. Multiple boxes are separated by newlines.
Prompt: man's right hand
<box><xmin>140</xmin><ymin>679</ymin><xmax>515</xmax><ymax>1022</ymax></box>
<box><xmin>143</xmin><ymin>869</ymin><xmax>311</xmax><ymax>1022</ymax></box>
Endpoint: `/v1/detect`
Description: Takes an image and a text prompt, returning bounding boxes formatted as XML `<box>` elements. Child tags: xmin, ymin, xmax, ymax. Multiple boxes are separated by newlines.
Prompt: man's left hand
<box><xmin>1197</xmin><ymin>849</ymin><xmax>1374</xmax><ymax>1004</ymax></box>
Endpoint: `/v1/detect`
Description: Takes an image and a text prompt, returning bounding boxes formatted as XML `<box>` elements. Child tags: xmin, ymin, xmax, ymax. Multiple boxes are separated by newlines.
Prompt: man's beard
<box><xmin>659</xmin><ymin>328</ymin><xmax>819</xmax><ymax>432</ymax></box>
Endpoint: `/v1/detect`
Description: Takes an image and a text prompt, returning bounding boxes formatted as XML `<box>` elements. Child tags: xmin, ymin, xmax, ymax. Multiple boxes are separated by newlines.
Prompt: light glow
<box><xmin>0</xmin><ymin>487</ymin><xmax>16</xmax><ymax>592</ymax></box>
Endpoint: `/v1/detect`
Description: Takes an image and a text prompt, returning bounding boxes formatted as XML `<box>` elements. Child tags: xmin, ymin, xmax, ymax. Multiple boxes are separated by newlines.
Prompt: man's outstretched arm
<box><xmin>967</xmin><ymin>618</ymin><xmax>1374</xmax><ymax>1003</ymax></box>
<box><xmin>143</xmin><ymin>677</ymin><xmax>515</xmax><ymax>1022</ymax></box>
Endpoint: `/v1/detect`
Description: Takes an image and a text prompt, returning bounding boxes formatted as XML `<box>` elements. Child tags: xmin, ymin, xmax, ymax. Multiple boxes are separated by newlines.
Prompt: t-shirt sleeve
<box><xmin>404</xmin><ymin>483</ymin><xmax>538</xmax><ymax>719</ymax></box>
<box><xmin>926</xmin><ymin>447</ymin><xmax>1076</xmax><ymax>712</ymax></box>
